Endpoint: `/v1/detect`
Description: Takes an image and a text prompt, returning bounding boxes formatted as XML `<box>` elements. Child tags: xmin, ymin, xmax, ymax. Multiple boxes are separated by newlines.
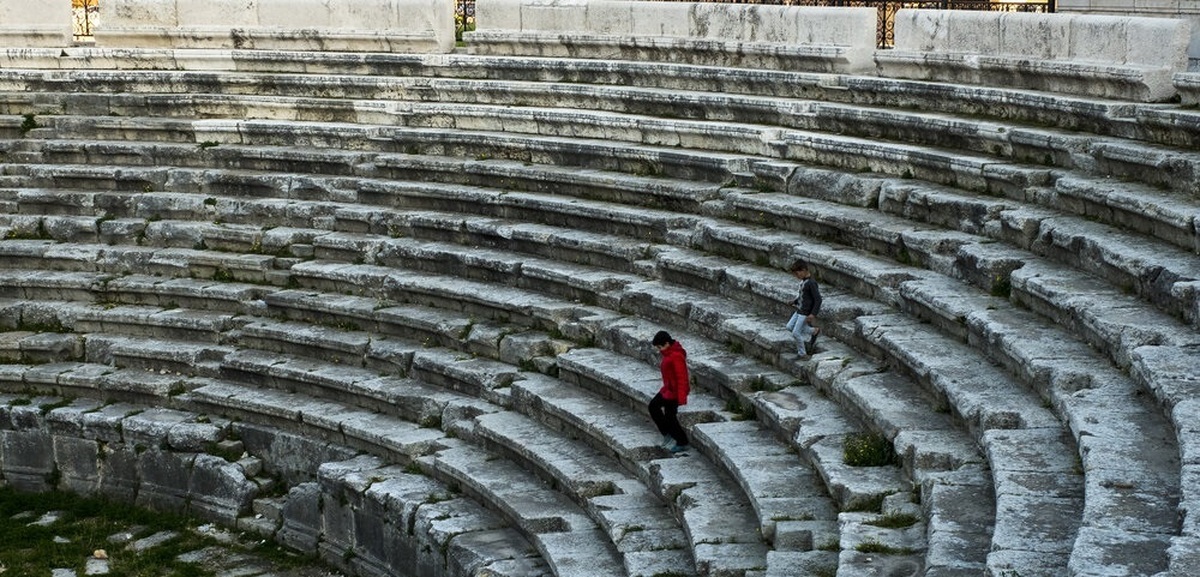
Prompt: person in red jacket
<box><xmin>649</xmin><ymin>330</ymin><xmax>690</xmax><ymax>453</ymax></box>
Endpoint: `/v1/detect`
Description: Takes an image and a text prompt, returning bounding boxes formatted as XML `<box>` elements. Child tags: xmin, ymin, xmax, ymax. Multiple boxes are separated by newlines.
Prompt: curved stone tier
<box><xmin>1</xmin><ymin>45</ymin><xmax>1198</xmax><ymax>577</ymax></box>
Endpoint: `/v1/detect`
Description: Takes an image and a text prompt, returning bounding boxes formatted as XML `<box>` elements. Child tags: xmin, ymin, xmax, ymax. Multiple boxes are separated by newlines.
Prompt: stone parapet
<box><xmin>94</xmin><ymin>0</ymin><xmax>455</xmax><ymax>53</ymax></box>
<box><xmin>880</xmin><ymin>9</ymin><xmax>1192</xmax><ymax>102</ymax></box>
<box><xmin>467</xmin><ymin>0</ymin><xmax>877</xmax><ymax>73</ymax></box>
<box><xmin>0</xmin><ymin>0</ymin><xmax>72</xmax><ymax>48</ymax></box>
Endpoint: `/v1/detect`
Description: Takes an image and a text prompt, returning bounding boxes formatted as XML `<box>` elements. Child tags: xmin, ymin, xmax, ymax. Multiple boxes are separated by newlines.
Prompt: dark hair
<box><xmin>651</xmin><ymin>331</ymin><xmax>673</xmax><ymax>347</ymax></box>
<box><xmin>789</xmin><ymin>259</ymin><xmax>809</xmax><ymax>272</ymax></box>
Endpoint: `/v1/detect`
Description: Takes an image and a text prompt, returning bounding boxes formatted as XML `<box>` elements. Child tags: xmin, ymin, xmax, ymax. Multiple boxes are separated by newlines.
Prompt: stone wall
<box><xmin>1057</xmin><ymin>0</ymin><xmax>1200</xmax><ymax>63</ymax></box>
<box><xmin>0</xmin><ymin>395</ymin><xmax>498</xmax><ymax>577</ymax></box>
<box><xmin>94</xmin><ymin>0</ymin><xmax>456</xmax><ymax>53</ymax></box>
<box><xmin>0</xmin><ymin>0</ymin><xmax>72</xmax><ymax>47</ymax></box>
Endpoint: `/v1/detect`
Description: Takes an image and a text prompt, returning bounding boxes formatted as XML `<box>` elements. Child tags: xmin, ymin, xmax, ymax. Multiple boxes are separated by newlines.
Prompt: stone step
<box><xmin>0</xmin><ymin>328</ymin><xmax>82</xmax><ymax>364</ymax></box>
<box><xmin>690</xmin><ymin>420</ymin><xmax>840</xmax><ymax>550</ymax></box>
<box><xmin>285</xmin><ymin>260</ymin><xmax>598</xmax><ymax>335</ymax></box>
<box><xmin>468</xmin><ymin>409</ymin><xmax>696</xmax><ymax>577</ymax></box>
<box><xmin>217</xmin><ymin>347</ymin><xmax>478</xmax><ymax>428</ymax></box>
<box><xmin>506</xmin><ymin>371</ymin><xmax>806</xmax><ymax>573</ymax></box>
<box><xmin>14</xmin><ymin>79</ymin><xmax>1198</xmax><ymax>199</ymax></box>
<box><xmin>1010</xmin><ymin>259</ymin><xmax>1200</xmax><ymax>369</ymax></box>
<box><xmin>187</xmin><ymin>380</ymin><xmax>449</xmax><ymax>465</ymax></box>
<box><xmin>7</xmin><ymin>152</ymin><xmax>1197</xmax><ymax>336</ymax></box>
<box><xmin>311</xmin><ymin>454</ymin><xmax>554</xmax><ymax>577</ymax></box>
<box><xmin>648</xmin><ymin>452</ymin><xmax>772</xmax><ymax>577</ymax></box>
<box><xmin>0</xmin><ymin>51</ymin><xmax>1173</xmax><ymax>146</ymax></box>
<box><xmin>85</xmin><ymin>333</ymin><xmax>230</xmax><ymax>377</ymax></box>
<box><xmin>416</xmin><ymin>443</ymin><xmax>631</xmax><ymax>577</ymax></box>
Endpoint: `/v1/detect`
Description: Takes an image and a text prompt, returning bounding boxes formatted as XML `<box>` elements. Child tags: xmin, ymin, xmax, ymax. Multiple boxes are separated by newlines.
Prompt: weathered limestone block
<box><xmin>1177</xmin><ymin>72</ymin><xmax>1200</xmax><ymax>106</ymax></box>
<box><xmin>470</xmin><ymin>0</ymin><xmax>877</xmax><ymax>73</ymax></box>
<box><xmin>97</xmin><ymin>444</ymin><xmax>141</xmax><ymax>501</ymax></box>
<box><xmin>279</xmin><ymin>482</ymin><xmax>324</xmax><ymax>553</ymax></box>
<box><xmin>0</xmin><ymin>429</ymin><xmax>55</xmax><ymax>491</ymax></box>
<box><xmin>52</xmin><ymin>435</ymin><xmax>102</xmax><ymax>495</ymax></box>
<box><xmin>45</xmin><ymin>398</ymin><xmax>107</xmax><ymax>438</ymax></box>
<box><xmin>882</xmin><ymin>9</ymin><xmax>1192</xmax><ymax>101</ymax></box>
<box><xmin>189</xmin><ymin>453</ymin><xmax>257</xmax><ymax>523</ymax></box>
<box><xmin>317</xmin><ymin>455</ymin><xmax>387</xmax><ymax>559</ymax></box>
<box><xmin>136</xmin><ymin>449</ymin><xmax>196</xmax><ymax>512</ymax></box>
<box><xmin>0</xmin><ymin>0</ymin><xmax>72</xmax><ymax>48</ymax></box>
<box><xmin>95</xmin><ymin>0</ymin><xmax>455</xmax><ymax>53</ymax></box>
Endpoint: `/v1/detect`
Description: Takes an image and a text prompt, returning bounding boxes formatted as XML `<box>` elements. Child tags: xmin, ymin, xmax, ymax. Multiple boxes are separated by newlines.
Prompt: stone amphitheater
<box><xmin>1</xmin><ymin>0</ymin><xmax>1199</xmax><ymax>576</ymax></box>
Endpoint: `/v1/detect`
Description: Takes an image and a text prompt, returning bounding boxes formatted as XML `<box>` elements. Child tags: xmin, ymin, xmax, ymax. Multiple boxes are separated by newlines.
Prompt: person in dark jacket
<box><xmin>785</xmin><ymin>259</ymin><xmax>822</xmax><ymax>358</ymax></box>
<box><xmin>649</xmin><ymin>330</ymin><xmax>690</xmax><ymax>453</ymax></box>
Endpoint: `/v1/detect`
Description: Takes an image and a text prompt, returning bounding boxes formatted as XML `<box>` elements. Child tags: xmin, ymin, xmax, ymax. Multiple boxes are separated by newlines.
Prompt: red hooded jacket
<box><xmin>658</xmin><ymin>341</ymin><xmax>690</xmax><ymax>405</ymax></box>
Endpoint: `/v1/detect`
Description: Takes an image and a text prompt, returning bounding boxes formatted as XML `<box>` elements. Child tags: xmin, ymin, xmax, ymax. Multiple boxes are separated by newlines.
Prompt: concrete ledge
<box><xmin>94</xmin><ymin>0</ymin><xmax>455</xmax><ymax>53</ymax></box>
<box><xmin>880</xmin><ymin>10</ymin><xmax>1192</xmax><ymax>102</ymax></box>
<box><xmin>467</xmin><ymin>0</ymin><xmax>877</xmax><ymax>73</ymax></box>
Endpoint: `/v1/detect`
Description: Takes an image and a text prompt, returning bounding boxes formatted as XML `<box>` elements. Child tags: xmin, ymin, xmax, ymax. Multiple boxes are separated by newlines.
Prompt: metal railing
<box><xmin>72</xmin><ymin>0</ymin><xmax>99</xmax><ymax>41</ymax></box>
<box><xmin>456</xmin><ymin>0</ymin><xmax>477</xmax><ymax>42</ymax></box>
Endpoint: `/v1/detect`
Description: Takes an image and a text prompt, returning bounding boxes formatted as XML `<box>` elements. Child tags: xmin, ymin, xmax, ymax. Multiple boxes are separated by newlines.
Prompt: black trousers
<box><xmin>648</xmin><ymin>393</ymin><xmax>688</xmax><ymax>446</ymax></box>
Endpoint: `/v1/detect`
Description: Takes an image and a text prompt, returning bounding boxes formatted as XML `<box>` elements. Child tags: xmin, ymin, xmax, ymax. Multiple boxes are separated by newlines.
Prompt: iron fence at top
<box><xmin>72</xmin><ymin>0</ymin><xmax>99</xmax><ymax>41</ymax></box>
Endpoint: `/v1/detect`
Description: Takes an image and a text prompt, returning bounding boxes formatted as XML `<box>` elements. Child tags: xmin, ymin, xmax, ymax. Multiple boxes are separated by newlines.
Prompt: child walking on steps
<box><xmin>786</xmin><ymin>259</ymin><xmax>822</xmax><ymax>359</ymax></box>
<box><xmin>648</xmin><ymin>330</ymin><xmax>690</xmax><ymax>454</ymax></box>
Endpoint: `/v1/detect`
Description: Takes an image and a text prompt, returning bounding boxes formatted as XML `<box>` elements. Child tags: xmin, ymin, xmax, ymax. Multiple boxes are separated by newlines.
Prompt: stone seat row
<box><xmin>0</xmin><ymin>257</ymin><xmax>950</xmax><ymax>575</ymax></box>
<box><xmin>0</xmin><ymin>290</ymin><xmax>850</xmax><ymax>577</ymax></box>
<box><xmin>0</xmin><ymin>384</ymin><xmax>555</xmax><ymax>577</ymax></box>
<box><xmin>3</xmin><ymin>49</ymin><xmax>1200</xmax><ymax>147</ymax></box>
<box><xmin>9</xmin><ymin>90</ymin><xmax>1200</xmax><ymax>227</ymax></box>
<box><xmin>7</xmin><ymin>115</ymin><xmax>1200</xmax><ymax>324</ymax></box>
<box><xmin>4</xmin><ymin>131</ymin><xmax>1195</xmax><ymax>571</ymax></box>
<box><xmin>2</xmin><ymin>154</ymin><xmax>1195</xmax><ymax>438</ymax></box>
<box><xmin>3</xmin><ymin>141</ymin><xmax>1198</xmax><ymax>355</ymax></box>
<box><xmin>2</xmin><ymin>185</ymin><xmax>1190</xmax><ymax>575</ymax></box>
<box><xmin>0</xmin><ymin>236</ymin><xmax>1099</xmax><ymax>573</ymax></box>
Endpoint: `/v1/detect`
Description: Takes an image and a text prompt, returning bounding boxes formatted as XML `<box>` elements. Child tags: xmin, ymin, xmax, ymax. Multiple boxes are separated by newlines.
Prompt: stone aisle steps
<box><xmin>507</xmin><ymin>371</ymin><xmax>786</xmax><ymax>577</ymax></box>
<box><xmin>852</xmin><ymin>313</ymin><xmax>1082</xmax><ymax>576</ymax></box>
<box><xmin>466</xmin><ymin>409</ymin><xmax>697</xmax><ymax>577</ymax></box>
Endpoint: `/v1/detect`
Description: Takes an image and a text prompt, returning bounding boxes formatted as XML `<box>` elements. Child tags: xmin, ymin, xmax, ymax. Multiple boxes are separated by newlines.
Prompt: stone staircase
<box><xmin>0</xmin><ymin>47</ymin><xmax>1198</xmax><ymax>577</ymax></box>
